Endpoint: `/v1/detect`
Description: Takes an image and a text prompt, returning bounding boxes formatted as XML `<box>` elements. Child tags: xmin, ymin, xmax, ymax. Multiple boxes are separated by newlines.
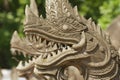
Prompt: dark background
<box><xmin>0</xmin><ymin>0</ymin><xmax>120</xmax><ymax>68</ymax></box>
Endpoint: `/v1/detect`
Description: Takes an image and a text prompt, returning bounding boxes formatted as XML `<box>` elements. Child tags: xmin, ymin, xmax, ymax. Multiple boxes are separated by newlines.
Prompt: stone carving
<box><xmin>11</xmin><ymin>31</ymin><xmax>39</xmax><ymax>80</ymax></box>
<box><xmin>106</xmin><ymin>15</ymin><xmax>120</xmax><ymax>50</ymax></box>
<box><xmin>107</xmin><ymin>15</ymin><xmax>120</xmax><ymax>68</ymax></box>
<box><xmin>10</xmin><ymin>0</ymin><xmax>120</xmax><ymax>80</ymax></box>
<box><xmin>11</xmin><ymin>67</ymin><xmax>18</xmax><ymax>80</ymax></box>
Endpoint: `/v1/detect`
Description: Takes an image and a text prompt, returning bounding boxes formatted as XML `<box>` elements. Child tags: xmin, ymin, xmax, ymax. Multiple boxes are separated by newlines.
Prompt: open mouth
<box><xmin>24</xmin><ymin>31</ymin><xmax>88</xmax><ymax>67</ymax></box>
<box><xmin>10</xmin><ymin>31</ymin><xmax>38</xmax><ymax>71</ymax></box>
<box><xmin>11</xmin><ymin>48</ymin><xmax>38</xmax><ymax>71</ymax></box>
<box><xmin>11</xmin><ymin>30</ymin><xmax>88</xmax><ymax>70</ymax></box>
<box><xmin>26</xmin><ymin>32</ymin><xmax>74</xmax><ymax>58</ymax></box>
<box><xmin>10</xmin><ymin>33</ymin><xmax>75</xmax><ymax>71</ymax></box>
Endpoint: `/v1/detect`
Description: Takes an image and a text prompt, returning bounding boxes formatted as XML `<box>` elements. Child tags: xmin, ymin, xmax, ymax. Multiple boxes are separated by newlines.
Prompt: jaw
<box><xmin>11</xmin><ymin>30</ymin><xmax>89</xmax><ymax>71</ymax></box>
<box><xmin>24</xmin><ymin>27</ymin><xmax>80</xmax><ymax>44</ymax></box>
<box><xmin>11</xmin><ymin>47</ymin><xmax>35</xmax><ymax>77</ymax></box>
<box><xmin>24</xmin><ymin>30</ymin><xmax>90</xmax><ymax>69</ymax></box>
<box><xmin>11</xmin><ymin>46</ymin><xmax>36</xmax><ymax>72</ymax></box>
<box><xmin>35</xmin><ymin>51</ymin><xmax>90</xmax><ymax>69</ymax></box>
<box><xmin>10</xmin><ymin>31</ymin><xmax>40</xmax><ymax>75</ymax></box>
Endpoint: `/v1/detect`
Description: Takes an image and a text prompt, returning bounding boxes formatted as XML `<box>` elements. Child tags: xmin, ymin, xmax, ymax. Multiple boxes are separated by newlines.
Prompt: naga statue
<box><xmin>10</xmin><ymin>0</ymin><xmax>120</xmax><ymax>80</ymax></box>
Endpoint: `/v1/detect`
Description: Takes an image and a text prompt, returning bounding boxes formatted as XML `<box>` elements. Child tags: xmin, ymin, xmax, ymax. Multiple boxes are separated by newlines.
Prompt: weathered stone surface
<box><xmin>10</xmin><ymin>0</ymin><xmax>120</xmax><ymax>80</ymax></box>
<box><xmin>107</xmin><ymin>15</ymin><xmax>120</xmax><ymax>50</ymax></box>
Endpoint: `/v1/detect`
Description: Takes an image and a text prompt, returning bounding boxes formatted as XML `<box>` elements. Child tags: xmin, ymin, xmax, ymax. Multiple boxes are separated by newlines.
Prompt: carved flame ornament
<box><xmin>10</xmin><ymin>0</ymin><xmax>120</xmax><ymax>80</ymax></box>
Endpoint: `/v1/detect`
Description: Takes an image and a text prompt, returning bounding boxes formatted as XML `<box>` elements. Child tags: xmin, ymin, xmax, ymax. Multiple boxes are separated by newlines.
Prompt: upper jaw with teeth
<box><xmin>11</xmin><ymin>30</ymin><xmax>87</xmax><ymax>70</ymax></box>
<box><xmin>26</xmin><ymin>31</ymin><xmax>88</xmax><ymax>67</ymax></box>
<box><xmin>27</xmin><ymin>32</ymin><xmax>75</xmax><ymax>59</ymax></box>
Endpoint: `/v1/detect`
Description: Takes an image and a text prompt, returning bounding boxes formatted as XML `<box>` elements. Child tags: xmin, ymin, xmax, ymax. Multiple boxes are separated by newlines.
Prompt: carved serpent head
<box><xmin>23</xmin><ymin>0</ymin><xmax>90</xmax><ymax>69</ymax></box>
<box><xmin>11</xmin><ymin>0</ymin><xmax>117</xmax><ymax>79</ymax></box>
<box><xmin>10</xmin><ymin>0</ymin><xmax>91</xmax><ymax>78</ymax></box>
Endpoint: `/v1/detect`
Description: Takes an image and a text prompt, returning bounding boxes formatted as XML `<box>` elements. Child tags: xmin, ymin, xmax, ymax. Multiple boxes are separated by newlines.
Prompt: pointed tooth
<box><xmin>51</xmin><ymin>52</ymin><xmax>56</xmax><ymax>57</ymax></box>
<box><xmin>42</xmin><ymin>53</ymin><xmax>48</xmax><ymax>59</ymax></box>
<box><xmin>43</xmin><ymin>39</ymin><xmax>47</xmax><ymax>45</ymax></box>
<box><xmin>39</xmin><ymin>54</ymin><xmax>42</xmax><ymax>58</ymax></box>
<box><xmin>32</xmin><ymin>58</ymin><xmax>35</xmax><ymax>62</ymax></box>
<box><xmin>62</xmin><ymin>48</ymin><xmax>66</xmax><ymax>52</ymax></box>
<box><xmin>47</xmin><ymin>54</ymin><xmax>51</xmax><ymax>59</ymax></box>
<box><xmin>23</xmin><ymin>54</ymin><xmax>26</xmax><ymax>57</ymax></box>
<box><xmin>65</xmin><ymin>45</ymin><xmax>67</xmax><ymax>49</ymax></box>
<box><xmin>53</xmin><ymin>44</ymin><xmax>57</xmax><ymax>49</ymax></box>
<box><xmin>35</xmin><ymin>35</ymin><xmax>38</xmax><ymax>42</ymax></box>
<box><xmin>33</xmin><ymin>67</ymin><xmax>39</xmax><ymax>74</ymax></box>
<box><xmin>51</xmin><ymin>42</ymin><xmax>55</xmax><ymax>46</ymax></box>
<box><xmin>67</xmin><ymin>46</ymin><xmax>71</xmax><ymax>50</ymax></box>
<box><xmin>40</xmin><ymin>15</ymin><xmax>43</xmax><ymax>18</ymax></box>
<box><xmin>25</xmin><ymin>61</ymin><xmax>30</xmax><ymax>66</ymax></box>
<box><xmin>29</xmin><ymin>60</ymin><xmax>32</xmax><ymax>63</ymax></box>
<box><xmin>33</xmin><ymin>35</ymin><xmax>36</xmax><ymax>43</ymax></box>
<box><xmin>39</xmin><ymin>38</ymin><xmax>42</xmax><ymax>43</ymax></box>
<box><xmin>11</xmin><ymin>49</ymin><xmax>16</xmax><ymax>55</ymax></box>
<box><xmin>36</xmin><ymin>35</ymin><xmax>40</xmax><ymax>41</ymax></box>
<box><xmin>48</xmin><ymin>42</ymin><xmax>52</xmax><ymax>46</ymax></box>
<box><xmin>57</xmin><ymin>43</ymin><xmax>61</xmax><ymax>48</ymax></box>
<box><xmin>60</xmin><ymin>44</ymin><xmax>63</xmax><ymax>48</ymax></box>
<box><xmin>17</xmin><ymin>61</ymin><xmax>23</xmax><ymax>69</ymax></box>
<box><xmin>57</xmin><ymin>50</ymin><xmax>61</xmax><ymax>54</ymax></box>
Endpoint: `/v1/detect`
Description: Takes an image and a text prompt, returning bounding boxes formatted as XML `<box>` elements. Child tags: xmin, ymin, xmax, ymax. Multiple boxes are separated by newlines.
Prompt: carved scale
<box><xmin>10</xmin><ymin>0</ymin><xmax>120</xmax><ymax>80</ymax></box>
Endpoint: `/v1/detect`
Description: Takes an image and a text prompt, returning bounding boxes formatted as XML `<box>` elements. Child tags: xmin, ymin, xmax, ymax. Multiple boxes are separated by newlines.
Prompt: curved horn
<box><xmin>72</xmin><ymin>31</ymin><xmax>86</xmax><ymax>50</ymax></box>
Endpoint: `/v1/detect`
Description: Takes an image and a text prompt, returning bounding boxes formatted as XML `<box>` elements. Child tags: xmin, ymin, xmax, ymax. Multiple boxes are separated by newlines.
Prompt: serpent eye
<box><xmin>58</xmin><ymin>23</ymin><xmax>77</xmax><ymax>33</ymax></box>
<box><xmin>63</xmin><ymin>24</ymin><xmax>68</xmax><ymax>30</ymax></box>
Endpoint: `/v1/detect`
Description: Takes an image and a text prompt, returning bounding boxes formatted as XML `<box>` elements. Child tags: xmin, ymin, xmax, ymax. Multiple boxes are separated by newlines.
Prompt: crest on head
<box><xmin>24</xmin><ymin>0</ymin><xmax>87</xmax><ymax>41</ymax></box>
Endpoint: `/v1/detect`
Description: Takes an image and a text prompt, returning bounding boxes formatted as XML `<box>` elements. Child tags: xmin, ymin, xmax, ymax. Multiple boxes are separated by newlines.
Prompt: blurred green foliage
<box><xmin>0</xmin><ymin>0</ymin><xmax>120</xmax><ymax>68</ymax></box>
<box><xmin>98</xmin><ymin>0</ymin><xmax>120</xmax><ymax>29</ymax></box>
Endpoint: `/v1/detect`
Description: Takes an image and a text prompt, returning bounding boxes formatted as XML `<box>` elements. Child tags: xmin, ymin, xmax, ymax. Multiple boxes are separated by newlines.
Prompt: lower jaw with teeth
<box><xmin>35</xmin><ymin>49</ymin><xmax>77</xmax><ymax>67</ymax></box>
<box><xmin>35</xmin><ymin>48</ymin><xmax>90</xmax><ymax>68</ymax></box>
<box><xmin>11</xmin><ymin>49</ymin><xmax>37</xmax><ymax>71</ymax></box>
<box><xmin>16</xmin><ymin>59</ymin><xmax>35</xmax><ymax>71</ymax></box>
